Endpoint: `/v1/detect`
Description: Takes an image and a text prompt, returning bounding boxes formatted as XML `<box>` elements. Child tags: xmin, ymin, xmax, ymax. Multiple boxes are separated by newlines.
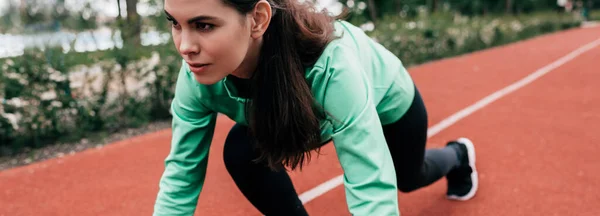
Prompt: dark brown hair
<box><xmin>223</xmin><ymin>0</ymin><xmax>341</xmax><ymax>171</ymax></box>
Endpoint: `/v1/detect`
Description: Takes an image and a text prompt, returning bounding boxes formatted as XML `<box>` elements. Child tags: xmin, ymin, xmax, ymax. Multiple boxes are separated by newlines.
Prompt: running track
<box><xmin>1</xmin><ymin>25</ymin><xmax>600</xmax><ymax>216</ymax></box>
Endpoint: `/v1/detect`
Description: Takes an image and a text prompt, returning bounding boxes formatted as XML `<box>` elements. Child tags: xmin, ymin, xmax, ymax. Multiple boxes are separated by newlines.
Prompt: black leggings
<box><xmin>223</xmin><ymin>85</ymin><xmax>461</xmax><ymax>216</ymax></box>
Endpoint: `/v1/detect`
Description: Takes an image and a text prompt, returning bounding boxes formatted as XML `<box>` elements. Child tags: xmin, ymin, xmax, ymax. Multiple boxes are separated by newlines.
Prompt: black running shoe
<box><xmin>446</xmin><ymin>137</ymin><xmax>478</xmax><ymax>201</ymax></box>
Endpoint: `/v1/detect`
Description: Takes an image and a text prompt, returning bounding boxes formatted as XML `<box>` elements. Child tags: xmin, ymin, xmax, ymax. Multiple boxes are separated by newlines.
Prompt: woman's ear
<box><xmin>250</xmin><ymin>0</ymin><xmax>272</xmax><ymax>39</ymax></box>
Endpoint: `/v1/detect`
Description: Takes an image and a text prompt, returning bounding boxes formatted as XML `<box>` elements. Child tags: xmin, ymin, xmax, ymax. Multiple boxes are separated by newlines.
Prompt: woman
<box><xmin>153</xmin><ymin>0</ymin><xmax>478</xmax><ymax>215</ymax></box>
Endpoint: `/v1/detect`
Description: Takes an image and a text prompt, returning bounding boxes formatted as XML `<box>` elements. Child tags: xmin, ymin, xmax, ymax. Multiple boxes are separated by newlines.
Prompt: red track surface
<box><xmin>2</xmin><ymin>26</ymin><xmax>599</xmax><ymax>216</ymax></box>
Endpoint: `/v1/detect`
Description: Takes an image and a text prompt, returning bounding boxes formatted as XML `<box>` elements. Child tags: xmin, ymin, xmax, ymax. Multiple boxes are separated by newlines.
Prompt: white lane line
<box><xmin>298</xmin><ymin>37</ymin><xmax>600</xmax><ymax>205</ymax></box>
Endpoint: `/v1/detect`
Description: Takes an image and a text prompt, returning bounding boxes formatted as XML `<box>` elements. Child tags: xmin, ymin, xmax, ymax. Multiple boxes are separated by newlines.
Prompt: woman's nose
<box><xmin>179</xmin><ymin>31</ymin><xmax>200</xmax><ymax>56</ymax></box>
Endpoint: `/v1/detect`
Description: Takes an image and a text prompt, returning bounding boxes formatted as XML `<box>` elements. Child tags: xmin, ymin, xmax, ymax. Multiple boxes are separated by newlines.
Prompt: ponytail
<box><xmin>244</xmin><ymin>0</ymin><xmax>338</xmax><ymax>171</ymax></box>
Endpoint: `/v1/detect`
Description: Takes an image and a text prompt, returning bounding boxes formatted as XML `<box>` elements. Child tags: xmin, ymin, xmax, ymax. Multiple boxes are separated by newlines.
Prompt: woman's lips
<box><xmin>188</xmin><ymin>63</ymin><xmax>210</xmax><ymax>74</ymax></box>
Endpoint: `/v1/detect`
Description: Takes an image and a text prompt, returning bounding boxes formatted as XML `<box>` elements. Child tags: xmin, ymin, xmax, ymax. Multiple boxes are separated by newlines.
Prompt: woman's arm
<box><xmin>322</xmin><ymin>45</ymin><xmax>400</xmax><ymax>216</ymax></box>
<box><xmin>153</xmin><ymin>62</ymin><xmax>218</xmax><ymax>216</ymax></box>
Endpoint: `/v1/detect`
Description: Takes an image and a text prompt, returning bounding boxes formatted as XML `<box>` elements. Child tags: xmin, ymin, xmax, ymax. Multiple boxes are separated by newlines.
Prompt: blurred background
<box><xmin>0</xmin><ymin>0</ymin><xmax>599</xmax><ymax>169</ymax></box>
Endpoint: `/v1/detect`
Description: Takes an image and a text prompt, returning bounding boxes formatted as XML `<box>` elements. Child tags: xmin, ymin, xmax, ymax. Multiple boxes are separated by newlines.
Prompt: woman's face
<box><xmin>164</xmin><ymin>0</ymin><xmax>267</xmax><ymax>84</ymax></box>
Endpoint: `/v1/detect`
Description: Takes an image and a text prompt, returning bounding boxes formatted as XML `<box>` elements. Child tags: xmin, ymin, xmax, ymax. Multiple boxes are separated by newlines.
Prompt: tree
<box><xmin>126</xmin><ymin>0</ymin><xmax>141</xmax><ymax>45</ymax></box>
<box><xmin>366</xmin><ymin>0</ymin><xmax>377</xmax><ymax>22</ymax></box>
<box><xmin>430</xmin><ymin>0</ymin><xmax>438</xmax><ymax>12</ymax></box>
<box><xmin>117</xmin><ymin>0</ymin><xmax>141</xmax><ymax>46</ymax></box>
<box><xmin>117</xmin><ymin>0</ymin><xmax>122</xmax><ymax>18</ymax></box>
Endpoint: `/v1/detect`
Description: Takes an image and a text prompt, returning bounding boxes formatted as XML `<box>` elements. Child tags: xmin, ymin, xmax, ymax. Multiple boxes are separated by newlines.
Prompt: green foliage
<box><xmin>591</xmin><ymin>9</ymin><xmax>600</xmax><ymax>20</ymax></box>
<box><xmin>0</xmin><ymin>41</ymin><xmax>181</xmax><ymax>156</ymax></box>
<box><xmin>367</xmin><ymin>11</ymin><xmax>581</xmax><ymax>67</ymax></box>
<box><xmin>0</xmin><ymin>47</ymin><xmax>74</xmax><ymax>149</ymax></box>
<box><xmin>339</xmin><ymin>0</ymin><xmax>591</xmax><ymax>24</ymax></box>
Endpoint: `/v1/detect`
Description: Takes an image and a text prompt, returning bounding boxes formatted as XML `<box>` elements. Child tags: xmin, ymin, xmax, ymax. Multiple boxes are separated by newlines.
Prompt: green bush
<box><xmin>0</xmin><ymin>42</ymin><xmax>180</xmax><ymax>156</ymax></box>
<box><xmin>367</xmin><ymin>11</ymin><xmax>582</xmax><ymax>67</ymax></box>
<box><xmin>591</xmin><ymin>9</ymin><xmax>600</xmax><ymax>20</ymax></box>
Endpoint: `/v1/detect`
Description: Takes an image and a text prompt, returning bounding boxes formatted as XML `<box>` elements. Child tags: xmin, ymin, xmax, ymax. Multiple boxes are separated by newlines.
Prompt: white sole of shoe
<box><xmin>447</xmin><ymin>137</ymin><xmax>478</xmax><ymax>201</ymax></box>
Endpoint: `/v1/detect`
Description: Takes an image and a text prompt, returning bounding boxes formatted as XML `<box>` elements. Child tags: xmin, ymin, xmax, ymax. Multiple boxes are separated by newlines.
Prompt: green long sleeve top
<box><xmin>153</xmin><ymin>20</ymin><xmax>415</xmax><ymax>216</ymax></box>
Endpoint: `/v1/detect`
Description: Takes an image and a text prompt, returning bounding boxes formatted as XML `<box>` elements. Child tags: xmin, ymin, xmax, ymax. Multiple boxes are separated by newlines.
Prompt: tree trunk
<box><xmin>366</xmin><ymin>0</ymin><xmax>377</xmax><ymax>22</ymax></box>
<box><xmin>20</xmin><ymin>0</ymin><xmax>27</xmax><ymax>22</ymax></box>
<box><xmin>116</xmin><ymin>0</ymin><xmax>122</xmax><ymax>19</ymax></box>
<box><xmin>124</xmin><ymin>0</ymin><xmax>141</xmax><ymax>46</ymax></box>
<box><xmin>506</xmin><ymin>0</ymin><xmax>513</xmax><ymax>14</ymax></box>
<box><xmin>430</xmin><ymin>0</ymin><xmax>437</xmax><ymax>13</ymax></box>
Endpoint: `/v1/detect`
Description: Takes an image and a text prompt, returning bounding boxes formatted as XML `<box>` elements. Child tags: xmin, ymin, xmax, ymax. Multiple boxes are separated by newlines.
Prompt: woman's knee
<box><xmin>223</xmin><ymin>124</ymin><xmax>256</xmax><ymax>170</ymax></box>
<box><xmin>396</xmin><ymin>177</ymin><xmax>421</xmax><ymax>193</ymax></box>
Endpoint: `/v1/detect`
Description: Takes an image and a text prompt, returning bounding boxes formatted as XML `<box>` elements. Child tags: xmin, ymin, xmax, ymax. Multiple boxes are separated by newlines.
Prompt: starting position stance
<box><xmin>153</xmin><ymin>0</ymin><xmax>479</xmax><ymax>215</ymax></box>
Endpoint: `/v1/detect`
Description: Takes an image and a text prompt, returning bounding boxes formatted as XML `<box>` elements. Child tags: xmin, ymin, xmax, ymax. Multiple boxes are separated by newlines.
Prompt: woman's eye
<box><xmin>195</xmin><ymin>23</ymin><xmax>214</xmax><ymax>32</ymax></box>
<box><xmin>171</xmin><ymin>21</ymin><xmax>180</xmax><ymax>29</ymax></box>
<box><xmin>166</xmin><ymin>18</ymin><xmax>180</xmax><ymax>29</ymax></box>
